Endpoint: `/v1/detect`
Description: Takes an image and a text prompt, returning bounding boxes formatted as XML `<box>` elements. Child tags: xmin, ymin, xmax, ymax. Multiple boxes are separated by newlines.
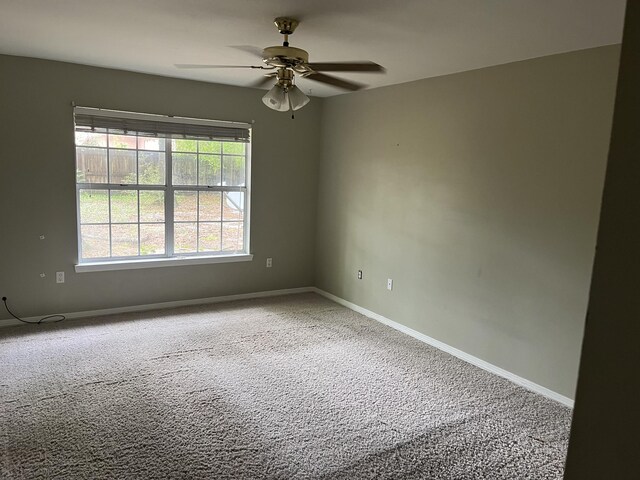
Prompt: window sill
<box><xmin>75</xmin><ymin>254</ymin><xmax>253</xmax><ymax>273</ymax></box>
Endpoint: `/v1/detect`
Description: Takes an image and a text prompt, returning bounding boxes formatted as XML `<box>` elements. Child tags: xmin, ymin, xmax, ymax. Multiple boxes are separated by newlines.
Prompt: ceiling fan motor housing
<box><xmin>262</xmin><ymin>46</ymin><xmax>309</xmax><ymax>68</ymax></box>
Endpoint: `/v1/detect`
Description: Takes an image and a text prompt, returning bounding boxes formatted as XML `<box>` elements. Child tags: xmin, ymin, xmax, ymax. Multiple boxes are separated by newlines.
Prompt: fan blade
<box><xmin>248</xmin><ymin>73</ymin><xmax>277</xmax><ymax>89</ymax></box>
<box><xmin>175</xmin><ymin>64</ymin><xmax>268</xmax><ymax>69</ymax></box>
<box><xmin>306</xmin><ymin>61</ymin><xmax>385</xmax><ymax>73</ymax></box>
<box><xmin>229</xmin><ymin>45</ymin><xmax>265</xmax><ymax>59</ymax></box>
<box><xmin>305</xmin><ymin>72</ymin><xmax>364</xmax><ymax>91</ymax></box>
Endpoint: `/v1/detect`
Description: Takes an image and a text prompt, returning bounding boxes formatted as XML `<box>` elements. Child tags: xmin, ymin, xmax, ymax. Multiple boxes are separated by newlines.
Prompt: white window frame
<box><xmin>73</xmin><ymin>107</ymin><xmax>253</xmax><ymax>272</ymax></box>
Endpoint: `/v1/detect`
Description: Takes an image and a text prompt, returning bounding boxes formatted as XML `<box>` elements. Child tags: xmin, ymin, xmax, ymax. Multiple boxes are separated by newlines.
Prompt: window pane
<box><xmin>140</xmin><ymin>191</ymin><xmax>164</xmax><ymax>222</ymax></box>
<box><xmin>140</xmin><ymin>224</ymin><xmax>165</xmax><ymax>255</ymax></box>
<box><xmin>174</xmin><ymin>191</ymin><xmax>197</xmax><ymax>221</ymax></box>
<box><xmin>173</xmin><ymin>153</ymin><xmax>197</xmax><ymax>185</ymax></box>
<box><xmin>222</xmin><ymin>155</ymin><xmax>245</xmax><ymax>186</ymax></box>
<box><xmin>199</xmin><ymin>154</ymin><xmax>221</xmax><ymax>186</ymax></box>
<box><xmin>175</xmin><ymin>222</ymin><xmax>197</xmax><ymax>253</ymax></box>
<box><xmin>223</xmin><ymin>142</ymin><xmax>245</xmax><ymax>155</ymax></box>
<box><xmin>76</xmin><ymin>132</ymin><xmax>107</xmax><ymax>148</ymax></box>
<box><xmin>199</xmin><ymin>191</ymin><xmax>221</xmax><ymax>221</ymax></box>
<box><xmin>199</xmin><ymin>222</ymin><xmax>221</xmax><ymax>252</ymax></box>
<box><xmin>111</xmin><ymin>224</ymin><xmax>138</xmax><ymax>256</ymax></box>
<box><xmin>109</xmin><ymin>149</ymin><xmax>137</xmax><ymax>184</ymax></box>
<box><xmin>138</xmin><ymin>136</ymin><xmax>165</xmax><ymax>151</ymax></box>
<box><xmin>222</xmin><ymin>222</ymin><xmax>243</xmax><ymax>251</ymax></box>
<box><xmin>223</xmin><ymin>192</ymin><xmax>244</xmax><ymax>221</ymax></box>
<box><xmin>110</xmin><ymin>190</ymin><xmax>138</xmax><ymax>223</ymax></box>
<box><xmin>81</xmin><ymin>224</ymin><xmax>110</xmax><ymax>259</ymax></box>
<box><xmin>139</xmin><ymin>151</ymin><xmax>165</xmax><ymax>185</ymax></box>
<box><xmin>172</xmin><ymin>138</ymin><xmax>197</xmax><ymax>153</ymax></box>
<box><xmin>199</xmin><ymin>140</ymin><xmax>221</xmax><ymax>154</ymax></box>
<box><xmin>76</xmin><ymin>147</ymin><xmax>107</xmax><ymax>183</ymax></box>
<box><xmin>109</xmin><ymin>134</ymin><xmax>137</xmax><ymax>149</ymax></box>
<box><xmin>79</xmin><ymin>189</ymin><xmax>109</xmax><ymax>224</ymax></box>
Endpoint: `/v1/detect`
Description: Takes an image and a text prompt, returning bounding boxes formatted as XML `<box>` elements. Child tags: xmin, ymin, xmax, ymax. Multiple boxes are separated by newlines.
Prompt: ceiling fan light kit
<box><xmin>262</xmin><ymin>84</ymin><xmax>309</xmax><ymax>112</ymax></box>
<box><xmin>177</xmin><ymin>17</ymin><xmax>385</xmax><ymax>113</ymax></box>
<box><xmin>261</xmin><ymin>66</ymin><xmax>310</xmax><ymax>112</ymax></box>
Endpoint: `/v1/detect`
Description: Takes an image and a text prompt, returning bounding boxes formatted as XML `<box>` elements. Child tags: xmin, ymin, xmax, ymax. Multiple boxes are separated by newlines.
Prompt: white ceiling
<box><xmin>0</xmin><ymin>0</ymin><xmax>626</xmax><ymax>97</ymax></box>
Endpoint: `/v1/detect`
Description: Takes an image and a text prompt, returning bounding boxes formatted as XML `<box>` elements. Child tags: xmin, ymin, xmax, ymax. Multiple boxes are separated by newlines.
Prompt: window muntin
<box><xmin>75</xmin><ymin>113</ymin><xmax>250</xmax><ymax>264</ymax></box>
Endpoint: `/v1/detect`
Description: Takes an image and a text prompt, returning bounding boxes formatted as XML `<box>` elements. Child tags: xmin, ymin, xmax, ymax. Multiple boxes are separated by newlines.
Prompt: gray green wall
<box><xmin>0</xmin><ymin>55</ymin><xmax>321</xmax><ymax>318</ymax></box>
<box><xmin>315</xmin><ymin>46</ymin><xmax>620</xmax><ymax>398</ymax></box>
<box><xmin>565</xmin><ymin>2</ymin><xmax>640</xmax><ymax>476</ymax></box>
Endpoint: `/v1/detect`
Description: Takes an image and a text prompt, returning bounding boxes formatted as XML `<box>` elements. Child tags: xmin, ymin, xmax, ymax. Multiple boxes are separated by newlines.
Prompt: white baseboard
<box><xmin>313</xmin><ymin>288</ymin><xmax>574</xmax><ymax>408</ymax></box>
<box><xmin>0</xmin><ymin>287</ymin><xmax>315</xmax><ymax>328</ymax></box>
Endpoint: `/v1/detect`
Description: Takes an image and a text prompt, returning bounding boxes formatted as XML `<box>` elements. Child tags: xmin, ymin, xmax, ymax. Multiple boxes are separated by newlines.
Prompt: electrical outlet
<box><xmin>357</xmin><ymin>270</ymin><xmax>363</xmax><ymax>280</ymax></box>
<box><xmin>56</xmin><ymin>271</ymin><xmax>65</xmax><ymax>283</ymax></box>
<box><xmin>266</xmin><ymin>257</ymin><xmax>273</xmax><ymax>268</ymax></box>
<box><xmin>387</xmin><ymin>278</ymin><xmax>393</xmax><ymax>291</ymax></box>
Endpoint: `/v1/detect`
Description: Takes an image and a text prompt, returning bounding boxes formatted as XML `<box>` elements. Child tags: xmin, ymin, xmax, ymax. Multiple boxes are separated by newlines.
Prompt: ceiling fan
<box><xmin>175</xmin><ymin>17</ymin><xmax>385</xmax><ymax>113</ymax></box>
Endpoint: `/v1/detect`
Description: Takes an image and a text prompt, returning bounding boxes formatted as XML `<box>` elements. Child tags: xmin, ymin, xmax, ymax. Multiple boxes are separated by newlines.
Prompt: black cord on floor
<box><xmin>2</xmin><ymin>297</ymin><xmax>65</xmax><ymax>325</ymax></box>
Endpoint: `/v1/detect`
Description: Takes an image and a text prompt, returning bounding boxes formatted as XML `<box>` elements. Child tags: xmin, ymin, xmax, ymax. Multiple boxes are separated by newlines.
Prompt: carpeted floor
<box><xmin>0</xmin><ymin>293</ymin><xmax>571</xmax><ymax>479</ymax></box>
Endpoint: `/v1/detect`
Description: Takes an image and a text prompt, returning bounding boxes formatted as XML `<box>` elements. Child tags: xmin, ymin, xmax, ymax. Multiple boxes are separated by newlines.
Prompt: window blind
<box><xmin>74</xmin><ymin>107</ymin><xmax>251</xmax><ymax>142</ymax></box>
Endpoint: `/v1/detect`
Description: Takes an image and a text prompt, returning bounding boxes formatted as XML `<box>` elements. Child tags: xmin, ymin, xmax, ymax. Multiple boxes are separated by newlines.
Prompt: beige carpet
<box><xmin>0</xmin><ymin>293</ymin><xmax>571</xmax><ymax>479</ymax></box>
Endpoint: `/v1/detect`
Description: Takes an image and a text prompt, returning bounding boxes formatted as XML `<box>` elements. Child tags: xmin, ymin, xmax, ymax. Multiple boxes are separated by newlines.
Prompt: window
<box><xmin>74</xmin><ymin>107</ymin><xmax>251</xmax><ymax>271</ymax></box>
